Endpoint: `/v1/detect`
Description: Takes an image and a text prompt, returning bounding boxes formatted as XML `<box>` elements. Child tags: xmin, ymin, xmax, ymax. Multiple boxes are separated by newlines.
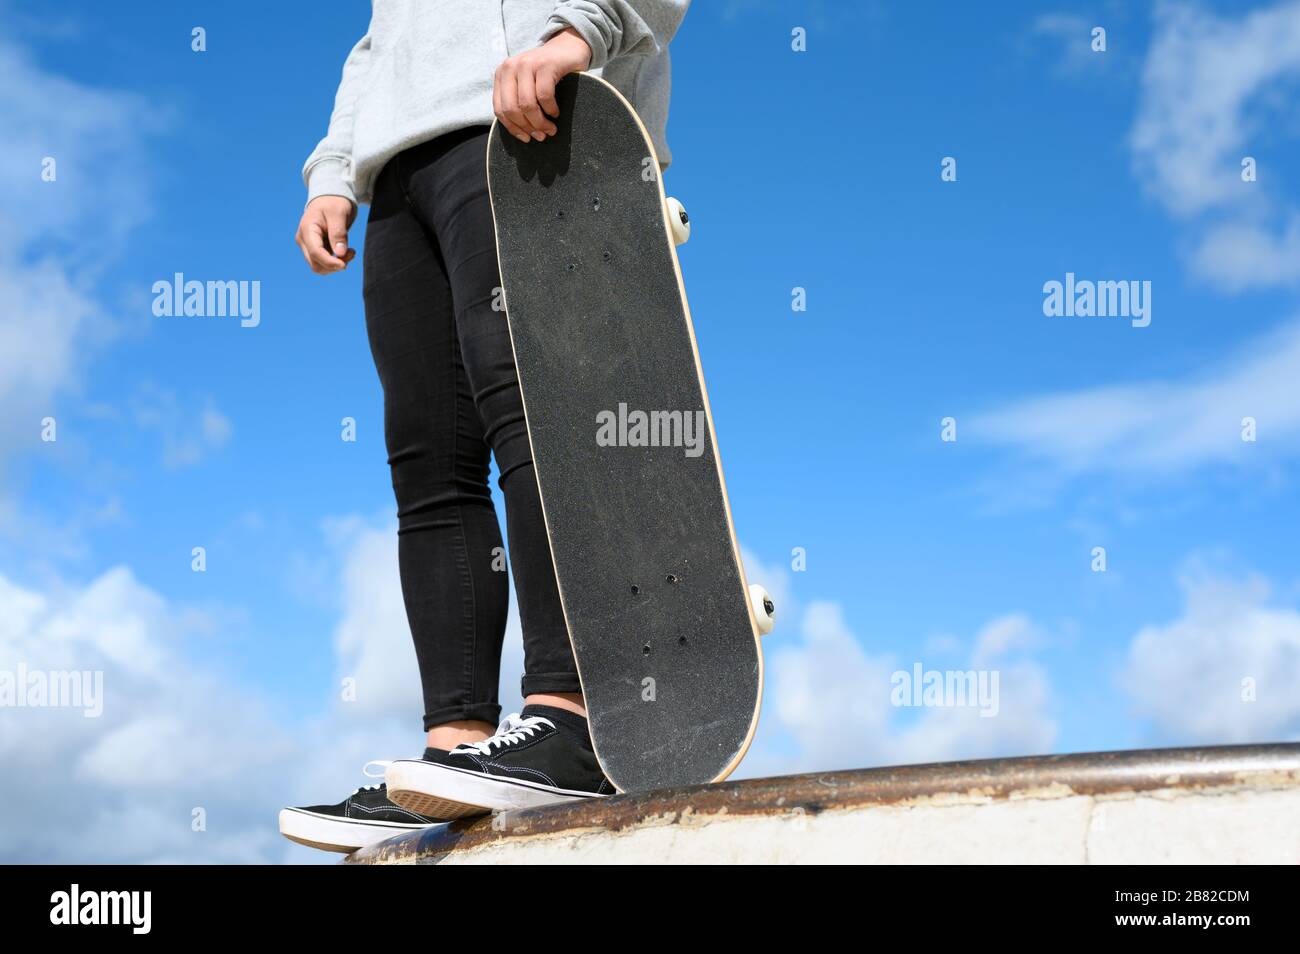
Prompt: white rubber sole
<box><xmin>277</xmin><ymin>807</ymin><xmax>434</xmax><ymax>853</ymax></box>
<box><xmin>385</xmin><ymin>759</ymin><xmax>604</xmax><ymax>818</ymax></box>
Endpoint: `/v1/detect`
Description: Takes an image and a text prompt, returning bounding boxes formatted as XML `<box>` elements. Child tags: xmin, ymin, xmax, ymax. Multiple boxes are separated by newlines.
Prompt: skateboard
<box><xmin>487</xmin><ymin>73</ymin><xmax>774</xmax><ymax>793</ymax></box>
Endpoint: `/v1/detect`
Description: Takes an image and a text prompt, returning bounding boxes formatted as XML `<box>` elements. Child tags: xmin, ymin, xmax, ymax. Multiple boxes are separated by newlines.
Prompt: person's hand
<box><xmin>295</xmin><ymin>195</ymin><xmax>357</xmax><ymax>274</ymax></box>
<box><xmin>493</xmin><ymin>27</ymin><xmax>592</xmax><ymax>143</ymax></box>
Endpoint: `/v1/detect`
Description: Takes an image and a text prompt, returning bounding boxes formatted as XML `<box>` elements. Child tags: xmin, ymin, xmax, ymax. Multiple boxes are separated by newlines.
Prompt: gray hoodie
<box><xmin>303</xmin><ymin>0</ymin><xmax>690</xmax><ymax>208</ymax></box>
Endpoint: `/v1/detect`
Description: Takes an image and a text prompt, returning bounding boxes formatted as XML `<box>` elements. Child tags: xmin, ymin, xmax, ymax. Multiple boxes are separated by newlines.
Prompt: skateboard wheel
<box><xmin>666</xmin><ymin>196</ymin><xmax>691</xmax><ymax>246</ymax></box>
<box><xmin>749</xmin><ymin>583</ymin><xmax>775</xmax><ymax>635</ymax></box>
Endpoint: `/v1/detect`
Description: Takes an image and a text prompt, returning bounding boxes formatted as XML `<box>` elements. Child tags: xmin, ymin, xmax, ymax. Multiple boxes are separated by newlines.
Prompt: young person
<box><xmin>279</xmin><ymin>0</ymin><xmax>689</xmax><ymax>853</ymax></box>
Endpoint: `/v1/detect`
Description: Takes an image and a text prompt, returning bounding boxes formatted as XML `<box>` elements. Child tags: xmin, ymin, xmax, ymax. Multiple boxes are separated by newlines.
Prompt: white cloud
<box><xmin>0</xmin><ymin>523</ymin><xmax>1062</xmax><ymax>861</ymax></box>
<box><xmin>0</xmin><ymin>508</ymin><xmax>538</xmax><ymax>863</ymax></box>
<box><xmin>1192</xmin><ymin>216</ymin><xmax>1300</xmax><ymax>290</ymax></box>
<box><xmin>1119</xmin><ymin>568</ymin><xmax>1300</xmax><ymax>743</ymax></box>
<box><xmin>26</xmin><ymin>522</ymin><xmax>1298</xmax><ymax>859</ymax></box>
<box><xmin>0</xmin><ymin>257</ymin><xmax>109</xmax><ymax>467</ymax></box>
<box><xmin>323</xmin><ymin>513</ymin><xmax>523</xmax><ymax>723</ymax></box>
<box><xmin>970</xmin><ymin>317</ymin><xmax>1300</xmax><ymax>474</ymax></box>
<box><xmin>1132</xmin><ymin>0</ymin><xmax>1300</xmax><ymax>288</ymax></box>
<box><xmin>972</xmin><ymin>613</ymin><xmax>1040</xmax><ymax>665</ymax></box>
<box><xmin>0</xmin><ymin>566</ymin><xmax>294</xmax><ymax>862</ymax></box>
<box><xmin>769</xmin><ymin>602</ymin><xmax>896</xmax><ymax>761</ymax></box>
<box><xmin>1031</xmin><ymin>13</ymin><xmax>1103</xmax><ymax>75</ymax></box>
<box><xmin>326</xmin><ymin>515</ymin><xmax>423</xmax><ymax>720</ymax></box>
<box><xmin>0</xmin><ymin>37</ymin><xmax>160</xmax><ymax>469</ymax></box>
<box><xmin>79</xmin><ymin>715</ymin><xmax>213</xmax><ymax>788</ymax></box>
<box><xmin>898</xmin><ymin>615</ymin><xmax>1056</xmax><ymax>761</ymax></box>
<box><xmin>201</xmin><ymin>405</ymin><xmax>233</xmax><ymax>446</ymax></box>
<box><xmin>739</xmin><ymin>557</ymin><xmax>1056</xmax><ymax>777</ymax></box>
<box><xmin>0</xmin><ymin>39</ymin><xmax>157</xmax><ymax>251</ymax></box>
<box><xmin>128</xmin><ymin>385</ymin><xmax>233</xmax><ymax>469</ymax></box>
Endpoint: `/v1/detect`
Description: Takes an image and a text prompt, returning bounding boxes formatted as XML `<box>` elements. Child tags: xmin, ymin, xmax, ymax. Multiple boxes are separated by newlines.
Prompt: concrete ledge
<box><xmin>345</xmin><ymin>743</ymin><xmax>1300</xmax><ymax>864</ymax></box>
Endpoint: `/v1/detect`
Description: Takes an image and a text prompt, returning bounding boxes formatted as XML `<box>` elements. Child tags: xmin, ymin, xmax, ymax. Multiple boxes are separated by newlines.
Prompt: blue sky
<box><xmin>3</xmin><ymin>0</ymin><xmax>1300</xmax><ymax>862</ymax></box>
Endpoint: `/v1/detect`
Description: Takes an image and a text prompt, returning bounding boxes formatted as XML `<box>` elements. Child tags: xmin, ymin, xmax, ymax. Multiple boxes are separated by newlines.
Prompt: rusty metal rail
<box><xmin>346</xmin><ymin>743</ymin><xmax>1300</xmax><ymax>864</ymax></box>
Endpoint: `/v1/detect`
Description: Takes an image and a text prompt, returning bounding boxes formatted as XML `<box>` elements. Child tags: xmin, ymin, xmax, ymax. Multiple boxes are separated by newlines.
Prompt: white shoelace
<box><xmin>352</xmin><ymin>759</ymin><xmax>393</xmax><ymax>794</ymax></box>
<box><xmin>451</xmin><ymin>713</ymin><xmax>554</xmax><ymax>757</ymax></box>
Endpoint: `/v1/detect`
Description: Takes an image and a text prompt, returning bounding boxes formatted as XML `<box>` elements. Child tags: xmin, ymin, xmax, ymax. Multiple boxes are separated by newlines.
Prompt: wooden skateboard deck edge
<box><xmin>485</xmin><ymin>72</ymin><xmax>763</xmax><ymax>791</ymax></box>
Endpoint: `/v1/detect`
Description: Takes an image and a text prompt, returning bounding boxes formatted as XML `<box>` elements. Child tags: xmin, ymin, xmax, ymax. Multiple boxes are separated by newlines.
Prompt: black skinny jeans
<box><xmin>362</xmin><ymin>126</ymin><xmax>578</xmax><ymax>730</ymax></box>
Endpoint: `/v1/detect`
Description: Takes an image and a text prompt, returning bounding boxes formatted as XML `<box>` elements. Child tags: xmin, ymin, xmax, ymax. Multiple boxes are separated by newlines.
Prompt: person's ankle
<box><xmin>426</xmin><ymin>720</ymin><xmax>495</xmax><ymax>751</ymax></box>
<box><xmin>524</xmin><ymin>691</ymin><xmax>586</xmax><ymax>717</ymax></box>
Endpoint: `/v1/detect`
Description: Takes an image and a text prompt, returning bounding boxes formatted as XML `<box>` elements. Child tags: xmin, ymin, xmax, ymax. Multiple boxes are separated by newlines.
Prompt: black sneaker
<box><xmin>278</xmin><ymin>760</ymin><xmax>448</xmax><ymax>853</ymax></box>
<box><xmin>385</xmin><ymin>709</ymin><xmax>614</xmax><ymax>817</ymax></box>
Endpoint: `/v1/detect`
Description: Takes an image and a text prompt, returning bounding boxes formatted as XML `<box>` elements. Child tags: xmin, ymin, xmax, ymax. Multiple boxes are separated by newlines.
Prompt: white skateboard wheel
<box><xmin>666</xmin><ymin>196</ymin><xmax>691</xmax><ymax>245</ymax></box>
<box><xmin>749</xmin><ymin>583</ymin><xmax>775</xmax><ymax>636</ymax></box>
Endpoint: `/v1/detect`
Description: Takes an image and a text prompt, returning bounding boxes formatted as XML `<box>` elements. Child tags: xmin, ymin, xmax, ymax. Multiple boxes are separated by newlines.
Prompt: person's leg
<box><xmin>396</xmin><ymin>127</ymin><xmax>584</xmax><ymax>713</ymax></box>
<box><xmin>381</xmin><ymin>129</ymin><xmax>616</xmax><ymax>817</ymax></box>
<box><xmin>362</xmin><ymin>155</ymin><xmax>504</xmax><ymax>747</ymax></box>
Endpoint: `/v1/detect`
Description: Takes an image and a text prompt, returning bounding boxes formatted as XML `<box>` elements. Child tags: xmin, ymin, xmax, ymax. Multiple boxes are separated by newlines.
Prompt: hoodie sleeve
<box><xmin>542</xmin><ymin>1</ymin><xmax>690</xmax><ymax>70</ymax></box>
<box><xmin>301</xmin><ymin>30</ymin><xmax>373</xmax><ymax>208</ymax></box>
